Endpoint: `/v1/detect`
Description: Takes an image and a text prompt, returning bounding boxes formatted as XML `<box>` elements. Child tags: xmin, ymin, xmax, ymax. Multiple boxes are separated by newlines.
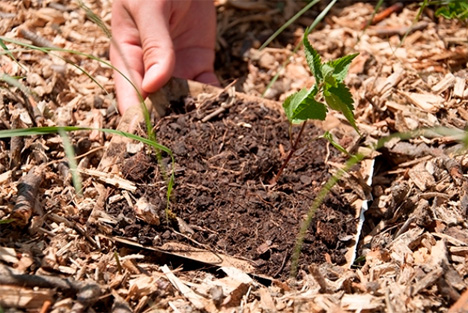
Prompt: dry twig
<box><xmin>11</xmin><ymin>165</ymin><xmax>44</xmax><ymax>226</ymax></box>
<box><xmin>0</xmin><ymin>265</ymin><xmax>101</xmax><ymax>311</ymax></box>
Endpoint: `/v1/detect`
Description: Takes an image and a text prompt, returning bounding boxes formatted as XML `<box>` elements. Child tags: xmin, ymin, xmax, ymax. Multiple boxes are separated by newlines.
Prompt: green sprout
<box><xmin>271</xmin><ymin>29</ymin><xmax>359</xmax><ymax>184</ymax></box>
<box><xmin>433</xmin><ymin>0</ymin><xmax>468</xmax><ymax>20</ymax></box>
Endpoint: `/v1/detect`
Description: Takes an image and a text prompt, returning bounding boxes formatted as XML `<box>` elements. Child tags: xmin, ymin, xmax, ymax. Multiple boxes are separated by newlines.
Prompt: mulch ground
<box><xmin>1</xmin><ymin>0</ymin><xmax>468</xmax><ymax>312</ymax></box>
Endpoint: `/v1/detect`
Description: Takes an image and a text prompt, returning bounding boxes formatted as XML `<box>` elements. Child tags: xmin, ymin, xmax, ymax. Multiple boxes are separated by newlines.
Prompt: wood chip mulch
<box><xmin>0</xmin><ymin>0</ymin><xmax>468</xmax><ymax>312</ymax></box>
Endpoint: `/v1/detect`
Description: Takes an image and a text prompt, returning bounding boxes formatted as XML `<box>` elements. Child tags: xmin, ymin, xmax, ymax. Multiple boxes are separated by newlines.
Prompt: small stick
<box><xmin>19</xmin><ymin>28</ymin><xmax>57</xmax><ymax>48</ymax></box>
<box><xmin>0</xmin><ymin>265</ymin><xmax>101</xmax><ymax>313</ymax></box>
<box><xmin>361</xmin><ymin>2</ymin><xmax>404</xmax><ymax>29</ymax></box>
<box><xmin>11</xmin><ymin>165</ymin><xmax>44</xmax><ymax>226</ymax></box>
<box><xmin>201</xmin><ymin>100</ymin><xmax>235</xmax><ymax>123</ymax></box>
<box><xmin>201</xmin><ymin>80</ymin><xmax>237</xmax><ymax>123</ymax></box>
<box><xmin>0</xmin><ymin>266</ymin><xmax>71</xmax><ymax>290</ymax></box>
<box><xmin>272</xmin><ymin>252</ymin><xmax>289</xmax><ymax>278</ymax></box>
<box><xmin>9</xmin><ymin>117</ymin><xmax>24</xmax><ymax>171</ymax></box>
<box><xmin>0</xmin><ymin>267</ymin><xmax>101</xmax><ymax>296</ymax></box>
<box><xmin>308</xmin><ymin>264</ymin><xmax>330</xmax><ymax>293</ymax></box>
<box><xmin>368</xmin><ymin>22</ymin><xmax>428</xmax><ymax>37</ymax></box>
<box><xmin>111</xmin><ymin>289</ymin><xmax>133</xmax><ymax>313</ymax></box>
<box><xmin>270</xmin><ymin>121</ymin><xmax>307</xmax><ymax>184</ymax></box>
<box><xmin>39</xmin><ymin>299</ymin><xmax>52</xmax><ymax>313</ymax></box>
<box><xmin>48</xmin><ymin>213</ymin><xmax>98</xmax><ymax>248</ymax></box>
<box><xmin>372</xmin><ymin>2</ymin><xmax>404</xmax><ymax>24</ymax></box>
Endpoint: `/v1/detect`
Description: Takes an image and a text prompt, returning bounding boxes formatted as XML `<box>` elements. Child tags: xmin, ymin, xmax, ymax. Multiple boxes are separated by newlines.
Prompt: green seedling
<box><xmin>433</xmin><ymin>0</ymin><xmax>468</xmax><ymax>20</ymax></box>
<box><xmin>114</xmin><ymin>251</ymin><xmax>123</xmax><ymax>274</ymax></box>
<box><xmin>416</xmin><ymin>0</ymin><xmax>468</xmax><ymax>22</ymax></box>
<box><xmin>271</xmin><ymin>29</ymin><xmax>359</xmax><ymax>184</ymax></box>
<box><xmin>262</xmin><ymin>0</ymin><xmax>337</xmax><ymax>98</ymax></box>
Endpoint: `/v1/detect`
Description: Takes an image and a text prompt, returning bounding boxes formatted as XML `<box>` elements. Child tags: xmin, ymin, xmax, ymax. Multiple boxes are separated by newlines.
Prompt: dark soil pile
<box><xmin>112</xmin><ymin>93</ymin><xmax>357</xmax><ymax>278</ymax></box>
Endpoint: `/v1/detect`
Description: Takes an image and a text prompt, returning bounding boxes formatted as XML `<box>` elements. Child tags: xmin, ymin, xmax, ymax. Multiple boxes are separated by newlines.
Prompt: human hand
<box><xmin>110</xmin><ymin>0</ymin><xmax>219</xmax><ymax>114</ymax></box>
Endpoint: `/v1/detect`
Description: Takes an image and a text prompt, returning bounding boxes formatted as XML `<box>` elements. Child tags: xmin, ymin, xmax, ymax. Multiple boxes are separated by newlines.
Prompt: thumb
<box><xmin>142</xmin><ymin>53</ymin><xmax>174</xmax><ymax>94</ymax></box>
<box><xmin>134</xmin><ymin>3</ymin><xmax>176</xmax><ymax>94</ymax></box>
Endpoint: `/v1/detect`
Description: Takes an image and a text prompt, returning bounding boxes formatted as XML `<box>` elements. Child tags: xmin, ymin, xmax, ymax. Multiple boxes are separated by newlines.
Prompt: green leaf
<box><xmin>323</xmin><ymin>53</ymin><xmax>359</xmax><ymax>83</ymax></box>
<box><xmin>435</xmin><ymin>2</ymin><xmax>468</xmax><ymax>20</ymax></box>
<box><xmin>303</xmin><ymin>32</ymin><xmax>323</xmax><ymax>84</ymax></box>
<box><xmin>323</xmin><ymin>83</ymin><xmax>359</xmax><ymax>133</ymax></box>
<box><xmin>283</xmin><ymin>89</ymin><xmax>307</xmax><ymax>123</ymax></box>
<box><xmin>283</xmin><ymin>86</ymin><xmax>326</xmax><ymax>124</ymax></box>
<box><xmin>322</xmin><ymin>63</ymin><xmax>338</xmax><ymax>88</ymax></box>
<box><xmin>292</xmin><ymin>98</ymin><xmax>327</xmax><ymax>123</ymax></box>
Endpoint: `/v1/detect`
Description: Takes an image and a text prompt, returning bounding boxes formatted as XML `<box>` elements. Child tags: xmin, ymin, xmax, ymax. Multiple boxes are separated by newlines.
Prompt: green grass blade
<box><xmin>0</xmin><ymin>126</ymin><xmax>175</xmax><ymax>210</ymax></box>
<box><xmin>77</xmin><ymin>0</ymin><xmax>112</xmax><ymax>38</ymax></box>
<box><xmin>0</xmin><ymin>73</ymin><xmax>31</xmax><ymax>97</ymax></box>
<box><xmin>322</xmin><ymin>131</ymin><xmax>351</xmax><ymax>156</ymax></box>
<box><xmin>307</xmin><ymin>0</ymin><xmax>338</xmax><ymax>34</ymax></box>
<box><xmin>0</xmin><ymin>38</ymin><xmax>26</xmax><ymax>72</ymax></box>
<box><xmin>0</xmin><ymin>37</ymin><xmax>144</xmax><ymax>105</ymax></box>
<box><xmin>0</xmin><ymin>126</ymin><xmax>172</xmax><ymax>155</ymax></box>
<box><xmin>259</xmin><ymin>0</ymin><xmax>320</xmax><ymax>50</ymax></box>
<box><xmin>1</xmin><ymin>37</ymin><xmax>107</xmax><ymax>95</ymax></box>
<box><xmin>361</xmin><ymin>0</ymin><xmax>384</xmax><ymax>32</ymax></box>
<box><xmin>290</xmin><ymin>153</ymin><xmax>363</xmax><ymax>277</ymax></box>
<box><xmin>0</xmin><ymin>36</ymin><xmax>154</xmax><ymax>140</ymax></box>
<box><xmin>58</xmin><ymin>129</ymin><xmax>83</xmax><ymax>195</ymax></box>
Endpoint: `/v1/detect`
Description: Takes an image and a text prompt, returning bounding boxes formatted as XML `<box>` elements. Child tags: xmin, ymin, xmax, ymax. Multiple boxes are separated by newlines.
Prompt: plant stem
<box><xmin>271</xmin><ymin>121</ymin><xmax>308</xmax><ymax>184</ymax></box>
